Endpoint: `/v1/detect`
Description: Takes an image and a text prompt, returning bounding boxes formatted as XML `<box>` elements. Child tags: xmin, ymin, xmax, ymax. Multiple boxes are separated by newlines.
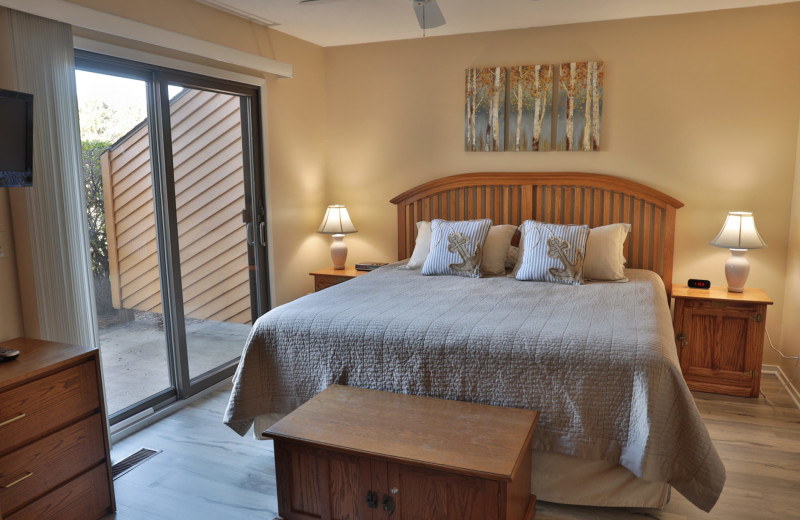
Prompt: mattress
<box><xmin>224</xmin><ymin>264</ymin><xmax>725</xmax><ymax>511</ymax></box>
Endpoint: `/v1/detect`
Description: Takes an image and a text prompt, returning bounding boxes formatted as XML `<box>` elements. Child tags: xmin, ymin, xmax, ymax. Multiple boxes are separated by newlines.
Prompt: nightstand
<box><xmin>672</xmin><ymin>285</ymin><xmax>773</xmax><ymax>397</ymax></box>
<box><xmin>309</xmin><ymin>266</ymin><xmax>368</xmax><ymax>292</ymax></box>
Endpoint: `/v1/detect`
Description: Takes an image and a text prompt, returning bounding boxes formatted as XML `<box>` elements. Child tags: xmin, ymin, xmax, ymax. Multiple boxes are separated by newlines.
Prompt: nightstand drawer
<box><xmin>0</xmin><ymin>361</ymin><xmax>99</xmax><ymax>452</ymax></box>
<box><xmin>5</xmin><ymin>464</ymin><xmax>111</xmax><ymax>520</ymax></box>
<box><xmin>682</xmin><ymin>298</ymin><xmax>760</xmax><ymax>313</ymax></box>
<box><xmin>310</xmin><ymin>266</ymin><xmax>368</xmax><ymax>292</ymax></box>
<box><xmin>314</xmin><ymin>276</ymin><xmax>350</xmax><ymax>291</ymax></box>
<box><xmin>0</xmin><ymin>414</ymin><xmax>106</xmax><ymax>513</ymax></box>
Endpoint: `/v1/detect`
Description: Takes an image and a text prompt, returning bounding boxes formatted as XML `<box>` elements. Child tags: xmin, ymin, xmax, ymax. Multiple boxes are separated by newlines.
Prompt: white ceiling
<box><xmin>195</xmin><ymin>0</ymin><xmax>796</xmax><ymax>47</ymax></box>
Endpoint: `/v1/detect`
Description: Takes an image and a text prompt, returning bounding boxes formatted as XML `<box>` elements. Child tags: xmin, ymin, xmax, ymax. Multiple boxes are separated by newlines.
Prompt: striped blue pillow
<box><xmin>421</xmin><ymin>219</ymin><xmax>492</xmax><ymax>278</ymax></box>
<box><xmin>515</xmin><ymin>220</ymin><xmax>589</xmax><ymax>285</ymax></box>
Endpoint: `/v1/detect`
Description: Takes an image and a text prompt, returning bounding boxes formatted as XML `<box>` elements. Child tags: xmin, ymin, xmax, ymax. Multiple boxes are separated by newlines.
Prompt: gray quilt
<box><xmin>224</xmin><ymin>265</ymin><xmax>725</xmax><ymax>511</ymax></box>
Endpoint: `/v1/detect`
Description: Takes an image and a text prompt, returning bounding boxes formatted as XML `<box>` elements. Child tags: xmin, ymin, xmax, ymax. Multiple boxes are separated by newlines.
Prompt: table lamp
<box><xmin>709</xmin><ymin>211</ymin><xmax>766</xmax><ymax>293</ymax></box>
<box><xmin>317</xmin><ymin>205</ymin><xmax>357</xmax><ymax>270</ymax></box>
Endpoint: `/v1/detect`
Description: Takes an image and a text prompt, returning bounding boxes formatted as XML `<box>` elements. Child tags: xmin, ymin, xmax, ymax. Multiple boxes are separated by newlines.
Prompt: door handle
<box><xmin>382</xmin><ymin>494</ymin><xmax>395</xmax><ymax>516</ymax></box>
<box><xmin>246</xmin><ymin>222</ymin><xmax>255</xmax><ymax>246</ymax></box>
<box><xmin>677</xmin><ymin>332</ymin><xmax>688</xmax><ymax>349</ymax></box>
<box><xmin>366</xmin><ymin>490</ymin><xmax>378</xmax><ymax>509</ymax></box>
<box><xmin>259</xmin><ymin>222</ymin><xmax>266</xmax><ymax>247</ymax></box>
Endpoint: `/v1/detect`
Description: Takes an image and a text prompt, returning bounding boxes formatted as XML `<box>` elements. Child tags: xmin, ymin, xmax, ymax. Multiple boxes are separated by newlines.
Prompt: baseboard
<box><xmin>761</xmin><ymin>363</ymin><xmax>800</xmax><ymax>410</ymax></box>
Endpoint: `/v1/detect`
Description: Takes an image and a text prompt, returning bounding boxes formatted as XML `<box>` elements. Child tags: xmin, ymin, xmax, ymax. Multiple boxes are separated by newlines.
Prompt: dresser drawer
<box><xmin>0</xmin><ymin>414</ymin><xmax>106</xmax><ymax>514</ymax></box>
<box><xmin>0</xmin><ymin>361</ymin><xmax>99</xmax><ymax>452</ymax></box>
<box><xmin>5</xmin><ymin>464</ymin><xmax>112</xmax><ymax>520</ymax></box>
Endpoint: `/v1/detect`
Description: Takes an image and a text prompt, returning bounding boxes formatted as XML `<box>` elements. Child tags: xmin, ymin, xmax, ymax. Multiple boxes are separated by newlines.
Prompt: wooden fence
<box><xmin>101</xmin><ymin>89</ymin><xmax>251</xmax><ymax>325</ymax></box>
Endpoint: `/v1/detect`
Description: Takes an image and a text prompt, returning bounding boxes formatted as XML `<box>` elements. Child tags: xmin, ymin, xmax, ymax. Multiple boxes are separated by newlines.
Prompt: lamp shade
<box><xmin>317</xmin><ymin>205</ymin><xmax>357</xmax><ymax>235</ymax></box>
<box><xmin>709</xmin><ymin>211</ymin><xmax>766</xmax><ymax>250</ymax></box>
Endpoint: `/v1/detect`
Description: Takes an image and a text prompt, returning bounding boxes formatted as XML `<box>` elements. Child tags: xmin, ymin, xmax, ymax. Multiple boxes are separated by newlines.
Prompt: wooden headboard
<box><xmin>390</xmin><ymin>172</ymin><xmax>684</xmax><ymax>297</ymax></box>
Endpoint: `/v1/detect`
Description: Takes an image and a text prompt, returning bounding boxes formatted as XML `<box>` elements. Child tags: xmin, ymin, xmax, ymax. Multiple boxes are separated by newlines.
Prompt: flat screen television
<box><xmin>0</xmin><ymin>88</ymin><xmax>33</xmax><ymax>188</ymax></box>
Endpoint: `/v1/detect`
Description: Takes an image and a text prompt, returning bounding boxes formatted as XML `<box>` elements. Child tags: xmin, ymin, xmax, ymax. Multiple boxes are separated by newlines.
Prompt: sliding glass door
<box><xmin>76</xmin><ymin>69</ymin><xmax>174</xmax><ymax>416</ymax></box>
<box><xmin>75</xmin><ymin>53</ymin><xmax>269</xmax><ymax>424</ymax></box>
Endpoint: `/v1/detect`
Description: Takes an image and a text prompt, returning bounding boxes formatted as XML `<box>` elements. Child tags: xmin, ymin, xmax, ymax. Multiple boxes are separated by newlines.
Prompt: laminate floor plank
<box><xmin>102</xmin><ymin>375</ymin><xmax>800</xmax><ymax>520</ymax></box>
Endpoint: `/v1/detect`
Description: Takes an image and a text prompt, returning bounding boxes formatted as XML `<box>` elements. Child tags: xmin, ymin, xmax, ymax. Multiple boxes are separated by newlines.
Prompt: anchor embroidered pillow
<box><xmin>516</xmin><ymin>220</ymin><xmax>589</xmax><ymax>285</ymax></box>
<box><xmin>421</xmin><ymin>219</ymin><xmax>492</xmax><ymax>278</ymax></box>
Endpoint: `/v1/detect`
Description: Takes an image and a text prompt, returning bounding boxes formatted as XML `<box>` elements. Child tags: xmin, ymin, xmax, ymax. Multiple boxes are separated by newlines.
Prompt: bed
<box><xmin>224</xmin><ymin>172</ymin><xmax>725</xmax><ymax>512</ymax></box>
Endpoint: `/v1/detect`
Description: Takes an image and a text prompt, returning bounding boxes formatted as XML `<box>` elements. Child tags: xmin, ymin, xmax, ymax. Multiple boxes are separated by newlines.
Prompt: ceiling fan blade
<box><xmin>412</xmin><ymin>1</ymin><xmax>446</xmax><ymax>29</ymax></box>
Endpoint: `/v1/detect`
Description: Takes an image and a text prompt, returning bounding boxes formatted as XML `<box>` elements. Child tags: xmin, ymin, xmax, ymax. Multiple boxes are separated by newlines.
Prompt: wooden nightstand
<box><xmin>309</xmin><ymin>266</ymin><xmax>368</xmax><ymax>292</ymax></box>
<box><xmin>672</xmin><ymin>285</ymin><xmax>773</xmax><ymax>397</ymax></box>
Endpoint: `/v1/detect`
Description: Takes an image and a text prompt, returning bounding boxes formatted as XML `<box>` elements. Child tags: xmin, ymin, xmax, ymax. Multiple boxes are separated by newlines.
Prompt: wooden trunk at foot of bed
<box><xmin>390</xmin><ymin>172</ymin><xmax>684</xmax><ymax>298</ymax></box>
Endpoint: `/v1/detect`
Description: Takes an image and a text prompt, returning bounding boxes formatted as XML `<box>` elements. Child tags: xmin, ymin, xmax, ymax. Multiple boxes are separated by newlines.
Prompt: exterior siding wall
<box><xmin>102</xmin><ymin>89</ymin><xmax>250</xmax><ymax>324</ymax></box>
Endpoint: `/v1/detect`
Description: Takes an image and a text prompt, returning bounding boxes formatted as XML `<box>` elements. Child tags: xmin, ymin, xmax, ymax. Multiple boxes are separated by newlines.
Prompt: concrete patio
<box><xmin>97</xmin><ymin>310</ymin><xmax>250</xmax><ymax>415</ymax></box>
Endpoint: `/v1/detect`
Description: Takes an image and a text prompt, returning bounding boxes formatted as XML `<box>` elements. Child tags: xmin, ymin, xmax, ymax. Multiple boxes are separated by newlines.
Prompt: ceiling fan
<box><xmin>299</xmin><ymin>0</ymin><xmax>446</xmax><ymax>30</ymax></box>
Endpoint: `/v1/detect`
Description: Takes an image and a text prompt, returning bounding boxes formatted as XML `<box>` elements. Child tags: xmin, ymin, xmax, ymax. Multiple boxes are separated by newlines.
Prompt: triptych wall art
<box><xmin>465</xmin><ymin>61</ymin><xmax>604</xmax><ymax>152</ymax></box>
<box><xmin>465</xmin><ymin>67</ymin><xmax>506</xmax><ymax>152</ymax></box>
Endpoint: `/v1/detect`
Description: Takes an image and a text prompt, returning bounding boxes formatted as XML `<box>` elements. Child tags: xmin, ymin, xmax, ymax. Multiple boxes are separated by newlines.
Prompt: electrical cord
<box><xmin>759</xmin><ymin>329</ymin><xmax>800</xmax><ymax>406</ymax></box>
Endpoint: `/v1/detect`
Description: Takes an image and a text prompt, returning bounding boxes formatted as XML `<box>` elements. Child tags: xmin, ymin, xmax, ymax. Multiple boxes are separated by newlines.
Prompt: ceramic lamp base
<box><xmin>724</xmin><ymin>249</ymin><xmax>750</xmax><ymax>293</ymax></box>
<box><xmin>330</xmin><ymin>234</ymin><xmax>347</xmax><ymax>270</ymax></box>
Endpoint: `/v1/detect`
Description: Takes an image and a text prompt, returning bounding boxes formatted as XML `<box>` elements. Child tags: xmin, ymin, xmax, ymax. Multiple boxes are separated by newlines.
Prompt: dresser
<box><xmin>0</xmin><ymin>338</ymin><xmax>115</xmax><ymax>520</ymax></box>
<box><xmin>672</xmin><ymin>285</ymin><xmax>773</xmax><ymax>397</ymax></box>
<box><xmin>266</xmin><ymin>385</ymin><xmax>539</xmax><ymax>520</ymax></box>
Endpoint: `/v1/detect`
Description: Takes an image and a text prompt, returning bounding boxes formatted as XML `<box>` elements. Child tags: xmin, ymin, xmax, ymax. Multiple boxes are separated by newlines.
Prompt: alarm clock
<box><xmin>688</xmin><ymin>278</ymin><xmax>711</xmax><ymax>289</ymax></box>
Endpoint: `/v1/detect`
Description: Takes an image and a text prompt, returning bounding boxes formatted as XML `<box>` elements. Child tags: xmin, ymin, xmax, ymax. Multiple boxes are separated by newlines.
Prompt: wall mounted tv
<box><xmin>0</xmin><ymin>88</ymin><xmax>33</xmax><ymax>188</ymax></box>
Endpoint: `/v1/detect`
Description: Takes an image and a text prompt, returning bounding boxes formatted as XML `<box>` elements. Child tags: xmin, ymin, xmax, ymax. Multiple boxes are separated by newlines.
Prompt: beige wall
<box><xmin>324</xmin><ymin>4</ymin><xmax>800</xmax><ymax>365</ymax></box>
<box><xmin>0</xmin><ymin>189</ymin><xmax>23</xmax><ymax>341</ymax></box>
<box><xmin>780</xmin><ymin>118</ymin><xmax>800</xmax><ymax>376</ymax></box>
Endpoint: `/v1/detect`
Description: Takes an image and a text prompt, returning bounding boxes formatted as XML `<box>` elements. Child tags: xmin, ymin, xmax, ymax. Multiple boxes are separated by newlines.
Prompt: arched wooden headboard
<box><xmin>390</xmin><ymin>172</ymin><xmax>684</xmax><ymax>297</ymax></box>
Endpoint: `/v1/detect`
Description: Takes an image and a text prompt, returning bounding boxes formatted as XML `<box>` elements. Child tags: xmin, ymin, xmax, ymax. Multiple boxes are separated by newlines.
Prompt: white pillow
<box><xmin>583</xmin><ymin>223</ymin><xmax>631</xmax><ymax>281</ymax></box>
<box><xmin>400</xmin><ymin>221</ymin><xmax>432</xmax><ymax>270</ymax></box>
<box><xmin>481</xmin><ymin>225</ymin><xmax>517</xmax><ymax>275</ymax></box>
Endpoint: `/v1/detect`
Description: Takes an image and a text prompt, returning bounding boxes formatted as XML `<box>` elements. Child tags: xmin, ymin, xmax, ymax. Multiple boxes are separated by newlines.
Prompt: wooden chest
<box><xmin>265</xmin><ymin>385</ymin><xmax>538</xmax><ymax>520</ymax></box>
<box><xmin>0</xmin><ymin>338</ymin><xmax>115</xmax><ymax>520</ymax></box>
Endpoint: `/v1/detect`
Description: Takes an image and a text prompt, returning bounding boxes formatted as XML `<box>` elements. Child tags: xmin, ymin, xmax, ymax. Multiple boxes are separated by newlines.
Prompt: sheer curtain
<box><xmin>8</xmin><ymin>10</ymin><xmax>98</xmax><ymax>348</ymax></box>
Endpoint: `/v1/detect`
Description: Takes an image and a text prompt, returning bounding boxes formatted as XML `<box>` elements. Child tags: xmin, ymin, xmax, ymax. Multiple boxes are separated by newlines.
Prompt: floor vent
<box><xmin>112</xmin><ymin>448</ymin><xmax>162</xmax><ymax>480</ymax></box>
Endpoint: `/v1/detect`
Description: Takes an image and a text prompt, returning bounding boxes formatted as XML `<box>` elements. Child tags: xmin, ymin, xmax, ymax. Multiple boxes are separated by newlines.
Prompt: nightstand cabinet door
<box><xmin>674</xmin><ymin>298</ymin><xmax>766</xmax><ymax>397</ymax></box>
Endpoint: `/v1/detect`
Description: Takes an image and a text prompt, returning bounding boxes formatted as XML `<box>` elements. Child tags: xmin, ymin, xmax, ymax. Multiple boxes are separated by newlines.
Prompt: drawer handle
<box><xmin>0</xmin><ymin>412</ymin><xmax>26</xmax><ymax>428</ymax></box>
<box><xmin>4</xmin><ymin>472</ymin><xmax>33</xmax><ymax>488</ymax></box>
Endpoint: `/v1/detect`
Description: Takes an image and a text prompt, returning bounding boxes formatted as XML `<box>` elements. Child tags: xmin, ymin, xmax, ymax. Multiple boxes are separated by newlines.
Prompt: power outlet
<box><xmin>0</xmin><ymin>231</ymin><xmax>8</xmax><ymax>258</ymax></box>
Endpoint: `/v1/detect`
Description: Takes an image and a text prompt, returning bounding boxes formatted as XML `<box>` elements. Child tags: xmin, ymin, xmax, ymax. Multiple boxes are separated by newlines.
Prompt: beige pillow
<box><xmin>481</xmin><ymin>225</ymin><xmax>517</xmax><ymax>275</ymax></box>
<box><xmin>505</xmin><ymin>245</ymin><xmax>519</xmax><ymax>270</ymax></box>
<box><xmin>583</xmin><ymin>223</ymin><xmax>631</xmax><ymax>281</ymax></box>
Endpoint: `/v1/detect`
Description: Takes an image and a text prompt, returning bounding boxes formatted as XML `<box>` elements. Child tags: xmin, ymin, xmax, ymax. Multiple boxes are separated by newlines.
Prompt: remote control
<box><xmin>0</xmin><ymin>347</ymin><xmax>20</xmax><ymax>362</ymax></box>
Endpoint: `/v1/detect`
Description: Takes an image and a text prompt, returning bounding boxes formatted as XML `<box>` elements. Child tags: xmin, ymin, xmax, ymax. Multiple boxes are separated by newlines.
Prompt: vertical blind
<box><xmin>9</xmin><ymin>10</ymin><xmax>98</xmax><ymax>347</ymax></box>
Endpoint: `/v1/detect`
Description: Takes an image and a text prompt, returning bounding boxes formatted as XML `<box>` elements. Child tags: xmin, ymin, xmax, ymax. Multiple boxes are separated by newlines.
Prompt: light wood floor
<box><xmin>103</xmin><ymin>375</ymin><xmax>800</xmax><ymax>520</ymax></box>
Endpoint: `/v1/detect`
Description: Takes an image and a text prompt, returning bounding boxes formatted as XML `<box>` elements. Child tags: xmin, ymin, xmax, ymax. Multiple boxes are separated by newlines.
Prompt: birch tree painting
<box><xmin>465</xmin><ymin>67</ymin><xmax>505</xmax><ymax>152</ymax></box>
<box><xmin>556</xmin><ymin>61</ymin><xmax>604</xmax><ymax>151</ymax></box>
<box><xmin>509</xmin><ymin>64</ymin><xmax>553</xmax><ymax>151</ymax></box>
